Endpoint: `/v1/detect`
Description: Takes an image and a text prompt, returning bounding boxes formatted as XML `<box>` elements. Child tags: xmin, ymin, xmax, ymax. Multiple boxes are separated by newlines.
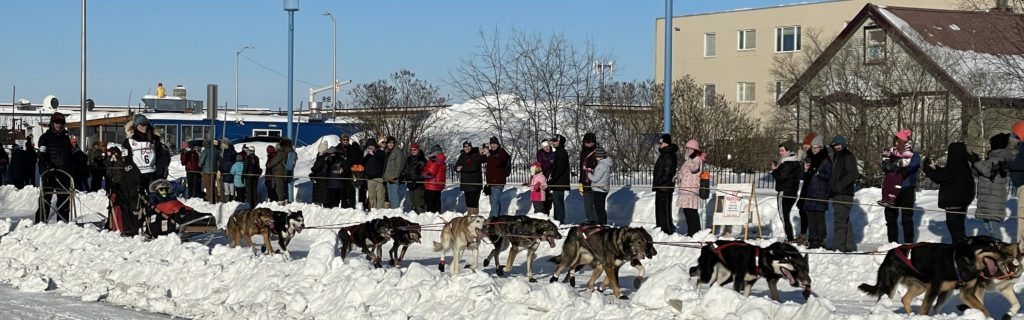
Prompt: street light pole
<box><xmin>231</xmin><ymin>46</ymin><xmax>253</xmax><ymax>140</ymax></box>
<box><xmin>284</xmin><ymin>0</ymin><xmax>298</xmax><ymax>203</ymax></box>
<box><xmin>663</xmin><ymin>0</ymin><xmax>672</xmax><ymax>134</ymax></box>
<box><xmin>322</xmin><ymin>11</ymin><xmax>337</xmax><ymax>119</ymax></box>
<box><xmin>81</xmin><ymin>0</ymin><xmax>88</xmax><ymax>147</ymax></box>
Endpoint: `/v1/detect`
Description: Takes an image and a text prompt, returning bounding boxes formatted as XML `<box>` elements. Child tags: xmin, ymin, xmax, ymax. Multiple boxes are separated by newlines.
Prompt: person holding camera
<box><xmin>923</xmin><ymin>142</ymin><xmax>975</xmax><ymax>243</ymax></box>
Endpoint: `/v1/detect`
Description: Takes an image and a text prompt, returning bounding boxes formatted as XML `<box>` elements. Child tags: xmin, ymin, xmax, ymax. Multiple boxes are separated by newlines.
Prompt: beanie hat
<box><xmin>991</xmin><ymin>133</ymin><xmax>1011</xmax><ymax>150</ymax></box>
<box><xmin>831</xmin><ymin>135</ymin><xmax>848</xmax><ymax>147</ymax></box>
<box><xmin>489</xmin><ymin>136</ymin><xmax>500</xmax><ymax>145</ymax></box>
<box><xmin>410</xmin><ymin>143</ymin><xmax>420</xmax><ymax>151</ymax></box>
<box><xmin>340</xmin><ymin>134</ymin><xmax>350</xmax><ymax>140</ymax></box>
<box><xmin>660</xmin><ymin>134</ymin><xmax>672</xmax><ymax>145</ymax></box>
<box><xmin>428</xmin><ymin>144</ymin><xmax>442</xmax><ymax>156</ymax></box>
<box><xmin>541</xmin><ymin>141</ymin><xmax>549</xmax><ymax>148</ymax></box>
<box><xmin>1013</xmin><ymin>120</ymin><xmax>1024</xmax><ymax>140</ymax></box>
<box><xmin>50</xmin><ymin>112</ymin><xmax>66</xmax><ymax>125</ymax></box>
<box><xmin>594</xmin><ymin>146</ymin><xmax>607</xmax><ymax>158</ymax></box>
<box><xmin>531</xmin><ymin>162</ymin><xmax>542</xmax><ymax>174</ymax></box>
<box><xmin>781</xmin><ymin>140</ymin><xmax>798</xmax><ymax>153</ymax></box>
<box><xmin>685</xmin><ymin>139</ymin><xmax>700</xmax><ymax>150</ymax></box>
<box><xmin>462</xmin><ymin>141</ymin><xmax>472</xmax><ymax>148</ymax></box>
<box><xmin>132</xmin><ymin>114</ymin><xmax>150</xmax><ymax>126</ymax></box>
<box><xmin>583</xmin><ymin>132</ymin><xmax>596</xmax><ymax>144</ymax></box>
<box><xmin>895</xmin><ymin>129</ymin><xmax>912</xmax><ymax>142</ymax></box>
<box><xmin>802</xmin><ymin>132</ymin><xmax>817</xmax><ymax>146</ymax></box>
<box><xmin>810</xmin><ymin>135</ymin><xmax>824</xmax><ymax>147</ymax></box>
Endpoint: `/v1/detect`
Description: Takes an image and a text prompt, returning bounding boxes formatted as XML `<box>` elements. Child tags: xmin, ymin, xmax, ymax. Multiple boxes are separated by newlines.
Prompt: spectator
<box><xmin>974</xmin><ymin>133</ymin><xmax>1013</xmax><ymax>240</ymax></box>
<box><xmin>536</xmin><ymin>140</ymin><xmax>554</xmax><ymax>214</ymax></box>
<box><xmin>265</xmin><ymin>145</ymin><xmax>278</xmax><ymax>202</ymax></box>
<box><xmin>549</xmin><ymin>135</ymin><xmax>571</xmax><ymax>223</ymax></box>
<box><xmin>230</xmin><ymin>153</ymin><xmax>246</xmax><ymax>203</ymax></box>
<box><xmin>219</xmin><ymin>138</ymin><xmax>236</xmax><ymax>203</ymax></box>
<box><xmin>587</xmin><ymin>147</ymin><xmax>611</xmax><ymax>225</ymax></box>
<box><xmin>579</xmin><ymin>133</ymin><xmax>599</xmax><ymax>222</ymax></box>
<box><xmin>802</xmin><ymin>137</ymin><xmax>832</xmax><ymax>249</ymax></box>
<box><xmin>71</xmin><ymin>136</ymin><xmax>90</xmax><ymax>191</ymax></box>
<box><xmin>180</xmin><ymin>144</ymin><xmax>201</xmax><ymax>198</ymax></box>
<box><xmin>87</xmin><ymin>141</ymin><xmax>107</xmax><ymax>192</ymax></box>
<box><xmin>243</xmin><ymin>146</ymin><xmax>261</xmax><ymax>208</ymax></box>
<box><xmin>106</xmin><ymin>146</ymin><xmax>124</xmax><ymax>192</ymax></box>
<box><xmin>797</xmin><ymin>134</ymin><xmax>828</xmax><ymax>245</ymax></box>
<box><xmin>382</xmin><ymin>136</ymin><xmax>407</xmax><ymax>209</ymax></box>
<box><xmin>1011</xmin><ymin>120</ymin><xmax>1024</xmax><ymax>243</ymax></box>
<box><xmin>829</xmin><ymin>135</ymin><xmax>858</xmax><ymax>252</ymax></box>
<box><xmin>880</xmin><ymin>130</ymin><xmax>921</xmax><ymax>244</ymax></box>
<box><xmin>338</xmin><ymin>135</ymin><xmax>361</xmax><ymax>209</ymax></box>
<box><xmin>327</xmin><ymin>145</ymin><xmax>350</xmax><ymax>208</ymax></box>
<box><xmin>404</xmin><ymin>144</ymin><xmax>428</xmax><ymax>213</ymax></box>
<box><xmin>7</xmin><ymin>143</ymin><xmax>32</xmax><ymax>189</ymax></box>
<box><xmin>0</xmin><ymin>142</ymin><xmax>7</xmax><ymax>186</ymax></box>
<box><xmin>153</xmin><ymin>135</ymin><xmax>171</xmax><ymax>180</ymax></box>
<box><xmin>771</xmin><ymin>140</ymin><xmax>803</xmax><ymax>242</ymax></box>
<box><xmin>423</xmin><ymin>144</ymin><xmax>446</xmax><ymax>213</ymax></box>
<box><xmin>24</xmin><ymin>140</ymin><xmax>37</xmax><ymax>187</ymax></box>
<box><xmin>529</xmin><ymin>162</ymin><xmax>547</xmax><ymax>214</ymax></box>
<box><xmin>37</xmin><ymin>112</ymin><xmax>75</xmax><ymax>222</ymax></box>
<box><xmin>456</xmin><ymin>141</ymin><xmax>484</xmax><ymax>215</ymax></box>
<box><xmin>676</xmin><ymin>139</ymin><xmax>703</xmax><ymax>236</ymax></box>
<box><xmin>923</xmin><ymin>142</ymin><xmax>975</xmax><ymax>244</ymax></box>
<box><xmin>794</xmin><ymin>132</ymin><xmax>817</xmax><ymax>242</ymax></box>
<box><xmin>364</xmin><ymin>139</ymin><xmax>387</xmax><ymax>210</ymax></box>
<box><xmin>118</xmin><ymin>114</ymin><xmax>167</xmax><ymax>236</ymax></box>
<box><xmin>483</xmin><ymin>136</ymin><xmax>511</xmax><ymax>217</ymax></box>
<box><xmin>653</xmin><ymin>134</ymin><xmax>678</xmax><ymax>234</ymax></box>
<box><xmin>267</xmin><ymin>138</ymin><xmax>294</xmax><ymax>205</ymax></box>
<box><xmin>310</xmin><ymin>141</ymin><xmax>331</xmax><ymax>206</ymax></box>
<box><xmin>199</xmin><ymin>139</ymin><xmax>220</xmax><ymax>203</ymax></box>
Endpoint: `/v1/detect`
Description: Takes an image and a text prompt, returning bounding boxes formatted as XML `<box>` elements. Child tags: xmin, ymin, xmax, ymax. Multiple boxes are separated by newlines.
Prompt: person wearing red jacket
<box><xmin>179</xmin><ymin>144</ymin><xmax>201</xmax><ymax>199</ymax></box>
<box><xmin>422</xmin><ymin>144</ymin><xmax>446</xmax><ymax>213</ymax></box>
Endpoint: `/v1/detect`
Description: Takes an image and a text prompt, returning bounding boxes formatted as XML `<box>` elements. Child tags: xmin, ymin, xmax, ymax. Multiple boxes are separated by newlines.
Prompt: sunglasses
<box><xmin>157</xmin><ymin>187</ymin><xmax>170</xmax><ymax>192</ymax></box>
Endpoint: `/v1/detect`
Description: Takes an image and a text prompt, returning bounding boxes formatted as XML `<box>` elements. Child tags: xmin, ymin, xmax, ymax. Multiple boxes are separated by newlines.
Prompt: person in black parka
<box><xmin>772</xmin><ymin>140</ymin><xmax>804</xmax><ymax>242</ymax></box>
<box><xmin>455</xmin><ymin>141</ymin><xmax>484</xmax><ymax>215</ymax></box>
<box><xmin>653</xmin><ymin>134</ymin><xmax>679</xmax><ymax>234</ymax></box>
<box><xmin>37</xmin><ymin>112</ymin><xmax>74</xmax><ymax>223</ymax></box>
<box><xmin>923</xmin><ymin>142</ymin><xmax>976</xmax><ymax>244</ymax></box>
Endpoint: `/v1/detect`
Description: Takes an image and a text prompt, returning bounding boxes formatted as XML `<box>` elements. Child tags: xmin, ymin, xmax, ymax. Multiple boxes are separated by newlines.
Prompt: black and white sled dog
<box><xmin>262</xmin><ymin>210</ymin><xmax>305</xmax><ymax>256</ymax></box>
<box><xmin>689</xmin><ymin>240</ymin><xmax>812</xmax><ymax>301</ymax></box>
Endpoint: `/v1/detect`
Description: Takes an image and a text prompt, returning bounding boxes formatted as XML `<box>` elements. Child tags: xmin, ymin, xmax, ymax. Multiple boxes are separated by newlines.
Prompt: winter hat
<box><xmin>428</xmin><ymin>144</ymin><xmax>442</xmax><ymax>156</ymax></box>
<box><xmin>831</xmin><ymin>135</ymin><xmax>848</xmax><ymax>147</ymax></box>
<box><xmin>991</xmin><ymin>133</ymin><xmax>1011</xmax><ymax>150</ymax></box>
<box><xmin>1013</xmin><ymin>120</ymin><xmax>1024</xmax><ymax>140</ymax></box>
<box><xmin>462</xmin><ymin>141</ymin><xmax>472</xmax><ymax>148</ymax></box>
<box><xmin>410</xmin><ymin>143</ymin><xmax>420</xmax><ymax>151</ymax></box>
<box><xmin>685</xmin><ymin>139</ymin><xmax>700</xmax><ymax>150</ymax></box>
<box><xmin>267</xmin><ymin>145</ymin><xmax>277</xmax><ymax>152</ymax></box>
<box><xmin>132</xmin><ymin>114</ymin><xmax>150</xmax><ymax>126</ymax></box>
<box><xmin>49</xmin><ymin>112</ymin><xmax>66</xmax><ymax>125</ymax></box>
<box><xmin>385</xmin><ymin>136</ymin><xmax>397</xmax><ymax>144</ymax></box>
<box><xmin>895</xmin><ymin>129</ymin><xmax>912</xmax><ymax>142</ymax></box>
<box><xmin>531</xmin><ymin>162</ymin><xmax>542</xmax><ymax>173</ymax></box>
<box><xmin>541</xmin><ymin>140</ymin><xmax>549</xmax><ymax>148</ymax></box>
<box><xmin>340</xmin><ymin>134</ymin><xmax>350</xmax><ymax>140</ymax></box>
<box><xmin>802</xmin><ymin>132</ymin><xmax>817</xmax><ymax>146</ymax></box>
<box><xmin>810</xmin><ymin>135</ymin><xmax>824</xmax><ymax>147</ymax></box>
<box><xmin>489</xmin><ymin>136</ymin><xmax>500</xmax><ymax>145</ymax></box>
<box><xmin>660</xmin><ymin>134</ymin><xmax>672</xmax><ymax>145</ymax></box>
<box><xmin>583</xmin><ymin>132</ymin><xmax>596</xmax><ymax>144</ymax></box>
<box><xmin>781</xmin><ymin>140</ymin><xmax>798</xmax><ymax>153</ymax></box>
<box><xmin>594</xmin><ymin>146</ymin><xmax>607</xmax><ymax>158</ymax></box>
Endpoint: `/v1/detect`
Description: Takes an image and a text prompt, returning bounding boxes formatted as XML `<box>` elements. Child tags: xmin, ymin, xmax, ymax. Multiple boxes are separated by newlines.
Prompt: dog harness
<box><xmin>712</xmin><ymin>242</ymin><xmax>760</xmax><ymax>276</ymax></box>
<box><xmin>951</xmin><ymin>248</ymin><xmax>964</xmax><ymax>288</ymax></box>
<box><xmin>892</xmin><ymin>243</ymin><xmax>926</xmax><ymax>276</ymax></box>
<box><xmin>577</xmin><ymin>225</ymin><xmax>604</xmax><ymax>240</ymax></box>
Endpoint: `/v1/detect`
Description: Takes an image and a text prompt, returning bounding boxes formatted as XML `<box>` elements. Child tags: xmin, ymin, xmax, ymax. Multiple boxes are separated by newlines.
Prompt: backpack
<box><xmin>285</xmin><ymin>151</ymin><xmax>297</xmax><ymax>171</ymax></box>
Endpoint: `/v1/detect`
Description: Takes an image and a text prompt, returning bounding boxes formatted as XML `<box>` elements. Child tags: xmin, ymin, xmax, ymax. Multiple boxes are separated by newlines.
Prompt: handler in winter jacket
<box><xmin>423</xmin><ymin>144</ymin><xmax>446</xmax><ymax>213</ymax></box>
<box><xmin>653</xmin><ymin>134</ymin><xmax>678</xmax><ymax>234</ymax></box>
<box><xmin>403</xmin><ymin>144</ymin><xmax>428</xmax><ymax>213</ymax></box>
<box><xmin>118</xmin><ymin>114</ymin><xmax>168</xmax><ymax>236</ymax></box>
<box><xmin>829</xmin><ymin>135</ymin><xmax>858</xmax><ymax>252</ymax></box>
<box><xmin>586</xmin><ymin>147</ymin><xmax>612</xmax><ymax>225</ymax></box>
<box><xmin>676</xmin><ymin>139</ymin><xmax>703</xmax><ymax>236</ymax></box>
<box><xmin>456</xmin><ymin>141</ymin><xmax>484</xmax><ymax>215</ymax></box>
<box><xmin>924</xmin><ymin>142</ymin><xmax>975</xmax><ymax>244</ymax></box>
<box><xmin>37</xmin><ymin>112</ymin><xmax>75</xmax><ymax>223</ymax></box>
<box><xmin>771</xmin><ymin>140</ymin><xmax>803</xmax><ymax>242</ymax></box>
<box><xmin>382</xmin><ymin>136</ymin><xmax>407</xmax><ymax>209</ymax></box>
<box><xmin>579</xmin><ymin>132</ymin><xmax>599</xmax><ymax>222</ymax></box>
<box><xmin>549</xmin><ymin>135</ymin><xmax>571</xmax><ymax>222</ymax></box>
<box><xmin>973</xmin><ymin>133</ymin><xmax>1014</xmax><ymax>240</ymax></box>
<box><xmin>483</xmin><ymin>137</ymin><xmax>511</xmax><ymax>217</ymax></box>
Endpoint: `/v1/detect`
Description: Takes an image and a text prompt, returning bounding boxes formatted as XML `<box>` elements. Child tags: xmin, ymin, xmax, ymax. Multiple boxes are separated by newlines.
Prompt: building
<box><xmin>778</xmin><ymin>4</ymin><xmax>1024</xmax><ymax>161</ymax></box>
<box><xmin>653</xmin><ymin>0</ymin><xmax>958</xmax><ymax>118</ymax></box>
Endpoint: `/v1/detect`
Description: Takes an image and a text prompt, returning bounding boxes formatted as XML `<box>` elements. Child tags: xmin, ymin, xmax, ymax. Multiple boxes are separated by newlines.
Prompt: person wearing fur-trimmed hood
<box><xmin>118</xmin><ymin>113</ymin><xmax>167</xmax><ymax>236</ymax></box>
<box><xmin>771</xmin><ymin>140</ymin><xmax>803</xmax><ymax>242</ymax></box>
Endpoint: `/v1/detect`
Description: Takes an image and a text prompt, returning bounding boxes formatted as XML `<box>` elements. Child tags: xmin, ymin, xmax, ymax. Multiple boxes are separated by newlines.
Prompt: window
<box><xmin>181</xmin><ymin>125</ymin><xmax>211</xmax><ymax>142</ymax></box>
<box><xmin>703</xmin><ymin>84</ymin><xmax>717</xmax><ymax>106</ymax></box>
<box><xmin>864</xmin><ymin>27</ymin><xmax>887</xmax><ymax>64</ymax></box>
<box><xmin>774</xmin><ymin>81</ymin><xmax>788</xmax><ymax>104</ymax></box>
<box><xmin>154</xmin><ymin>124</ymin><xmax>179</xmax><ymax>151</ymax></box>
<box><xmin>704</xmin><ymin>33</ymin><xmax>716</xmax><ymax>57</ymax></box>
<box><xmin>253</xmin><ymin>129</ymin><xmax>282</xmax><ymax>137</ymax></box>
<box><xmin>737</xmin><ymin>82</ymin><xmax>756</xmax><ymax>102</ymax></box>
<box><xmin>775</xmin><ymin>26</ymin><xmax>802</xmax><ymax>52</ymax></box>
<box><xmin>738</xmin><ymin>29</ymin><xmax>756</xmax><ymax>50</ymax></box>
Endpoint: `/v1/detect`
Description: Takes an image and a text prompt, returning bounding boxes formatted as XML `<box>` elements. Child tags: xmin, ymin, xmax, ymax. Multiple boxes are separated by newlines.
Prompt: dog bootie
<box><xmin>438</xmin><ymin>262</ymin><xmax>445</xmax><ymax>272</ymax></box>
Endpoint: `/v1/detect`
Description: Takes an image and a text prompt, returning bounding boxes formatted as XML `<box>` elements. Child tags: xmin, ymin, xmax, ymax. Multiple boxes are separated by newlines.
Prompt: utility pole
<box><xmin>232</xmin><ymin>46</ymin><xmax>253</xmax><ymax>140</ymax></box>
<box><xmin>322</xmin><ymin>11</ymin><xmax>337</xmax><ymax>119</ymax></box>
<box><xmin>80</xmin><ymin>0</ymin><xmax>88</xmax><ymax>147</ymax></box>
<box><xmin>662</xmin><ymin>0</ymin><xmax>673</xmax><ymax>134</ymax></box>
<box><xmin>284</xmin><ymin>0</ymin><xmax>299</xmax><ymax>203</ymax></box>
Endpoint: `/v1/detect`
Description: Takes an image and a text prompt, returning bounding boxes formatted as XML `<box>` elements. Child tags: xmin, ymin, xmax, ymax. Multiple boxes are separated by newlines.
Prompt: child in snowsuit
<box><xmin>146</xmin><ymin>179</ymin><xmax>216</xmax><ymax>236</ymax></box>
<box><xmin>530</xmin><ymin>162</ymin><xmax>548</xmax><ymax>214</ymax></box>
<box><xmin>879</xmin><ymin>129</ymin><xmax>915</xmax><ymax>207</ymax></box>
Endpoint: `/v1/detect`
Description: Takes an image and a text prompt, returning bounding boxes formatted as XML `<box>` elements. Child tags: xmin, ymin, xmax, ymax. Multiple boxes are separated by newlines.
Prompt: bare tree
<box><xmin>347</xmin><ymin>69</ymin><xmax>448</xmax><ymax>147</ymax></box>
<box><xmin>956</xmin><ymin>0</ymin><xmax>1024</xmax><ymax>11</ymax></box>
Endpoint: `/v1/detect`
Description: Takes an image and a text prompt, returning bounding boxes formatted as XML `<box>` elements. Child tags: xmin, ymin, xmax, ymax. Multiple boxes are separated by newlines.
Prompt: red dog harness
<box><xmin>712</xmin><ymin>242</ymin><xmax>761</xmax><ymax>276</ymax></box>
<box><xmin>893</xmin><ymin>243</ymin><xmax>926</xmax><ymax>275</ymax></box>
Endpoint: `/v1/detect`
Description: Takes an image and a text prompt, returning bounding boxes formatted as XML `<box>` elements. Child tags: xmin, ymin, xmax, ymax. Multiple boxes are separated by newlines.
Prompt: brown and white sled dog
<box><xmin>549</xmin><ymin>225</ymin><xmax>657</xmax><ymax>299</ymax></box>
<box><xmin>225</xmin><ymin>208</ymin><xmax>277</xmax><ymax>254</ymax></box>
<box><xmin>858</xmin><ymin>236</ymin><xmax>1005</xmax><ymax>317</ymax></box>
<box><xmin>957</xmin><ymin>241</ymin><xmax>1024</xmax><ymax>320</ymax></box>
<box><xmin>481</xmin><ymin>216</ymin><xmax>562</xmax><ymax>281</ymax></box>
<box><xmin>433</xmin><ymin>215</ymin><xmax>487</xmax><ymax>274</ymax></box>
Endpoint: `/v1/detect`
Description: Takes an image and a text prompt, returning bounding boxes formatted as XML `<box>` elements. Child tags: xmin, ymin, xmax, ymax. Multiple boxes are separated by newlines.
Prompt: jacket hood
<box><xmin>946</xmin><ymin>142</ymin><xmax>969</xmax><ymax>164</ymax></box>
<box><xmin>148</xmin><ymin>179</ymin><xmax>171</xmax><ymax>193</ymax></box>
<box><xmin>556</xmin><ymin>134</ymin><xmax>567</xmax><ymax>146</ymax></box>
<box><xmin>989</xmin><ymin>148</ymin><xmax>1015</xmax><ymax>162</ymax></box>
<box><xmin>779</xmin><ymin>154</ymin><xmax>802</xmax><ymax>163</ymax></box>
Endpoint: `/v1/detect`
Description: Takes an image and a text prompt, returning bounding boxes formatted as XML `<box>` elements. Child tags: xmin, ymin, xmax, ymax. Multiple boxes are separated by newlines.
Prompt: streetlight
<box><xmin>81</xmin><ymin>0</ymin><xmax>88</xmax><ymax>147</ymax></box>
<box><xmin>284</xmin><ymin>0</ymin><xmax>298</xmax><ymax>203</ymax></box>
<box><xmin>322</xmin><ymin>11</ymin><xmax>337</xmax><ymax>118</ymax></box>
<box><xmin>229</xmin><ymin>45</ymin><xmax>254</xmax><ymax>139</ymax></box>
<box><xmin>663</xmin><ymin>0</ymin><xmax>672</xmax><ymax>134</ymax></box>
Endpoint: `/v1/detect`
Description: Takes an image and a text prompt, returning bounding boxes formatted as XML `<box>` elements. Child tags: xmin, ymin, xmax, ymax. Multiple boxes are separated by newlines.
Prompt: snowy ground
<box><xmin>0</xmin><ymin>182</ymin><xmax>1021</xmax><ymax>319</ymax></box>
<box><xmin>0</xmin><ymin>284</ymin><xmax>171</xmax><ymax>320</ymax></box>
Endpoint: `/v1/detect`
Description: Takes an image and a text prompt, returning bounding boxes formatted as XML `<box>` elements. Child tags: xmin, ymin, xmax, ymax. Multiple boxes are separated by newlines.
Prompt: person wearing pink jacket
<box><xmin>530</xmin><ymin>162</ymin><xmax>548</xmax><ymax>214</ymax></box>
<box><xmin>676</xmin><ymin>139</ymin><xmax>704</xmax><ymax>236</ymax></box>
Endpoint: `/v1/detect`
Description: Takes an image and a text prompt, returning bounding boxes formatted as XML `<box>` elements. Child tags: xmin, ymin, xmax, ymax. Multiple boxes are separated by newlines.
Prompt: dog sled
<box><xmin>107</xmin><ymin>179</ymin><xmax>220</xmax><ymax>243</ymax></box>
<box><xmin>36</xmin><ymin>169</ymin><xmax>79</xmax><ymax>224</ymax></box>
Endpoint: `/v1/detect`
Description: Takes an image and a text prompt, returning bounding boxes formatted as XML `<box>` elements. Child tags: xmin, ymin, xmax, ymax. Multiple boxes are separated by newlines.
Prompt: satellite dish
<box><xmin>43</xmin><ymin>95</ymin><xmax>59</xmax><ymax>109</ymax></box>
<box><xmin>85</xmin><ymin>99</ymin><xmax>95</xmax><ymax>111</ymax></box>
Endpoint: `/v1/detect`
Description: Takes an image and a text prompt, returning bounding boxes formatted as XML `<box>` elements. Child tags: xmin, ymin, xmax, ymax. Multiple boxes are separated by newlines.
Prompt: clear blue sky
<box><xmin>0</xmin><ymin>0</ymin><xmax>808</xmax><ymax>110</ymax></box>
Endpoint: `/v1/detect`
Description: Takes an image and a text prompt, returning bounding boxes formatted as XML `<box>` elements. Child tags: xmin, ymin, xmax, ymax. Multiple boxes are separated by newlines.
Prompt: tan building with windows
<box><xmin>654</xmin><ymin>0</ymin><xmax>959</xmax><ymax>117</ymax></box>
